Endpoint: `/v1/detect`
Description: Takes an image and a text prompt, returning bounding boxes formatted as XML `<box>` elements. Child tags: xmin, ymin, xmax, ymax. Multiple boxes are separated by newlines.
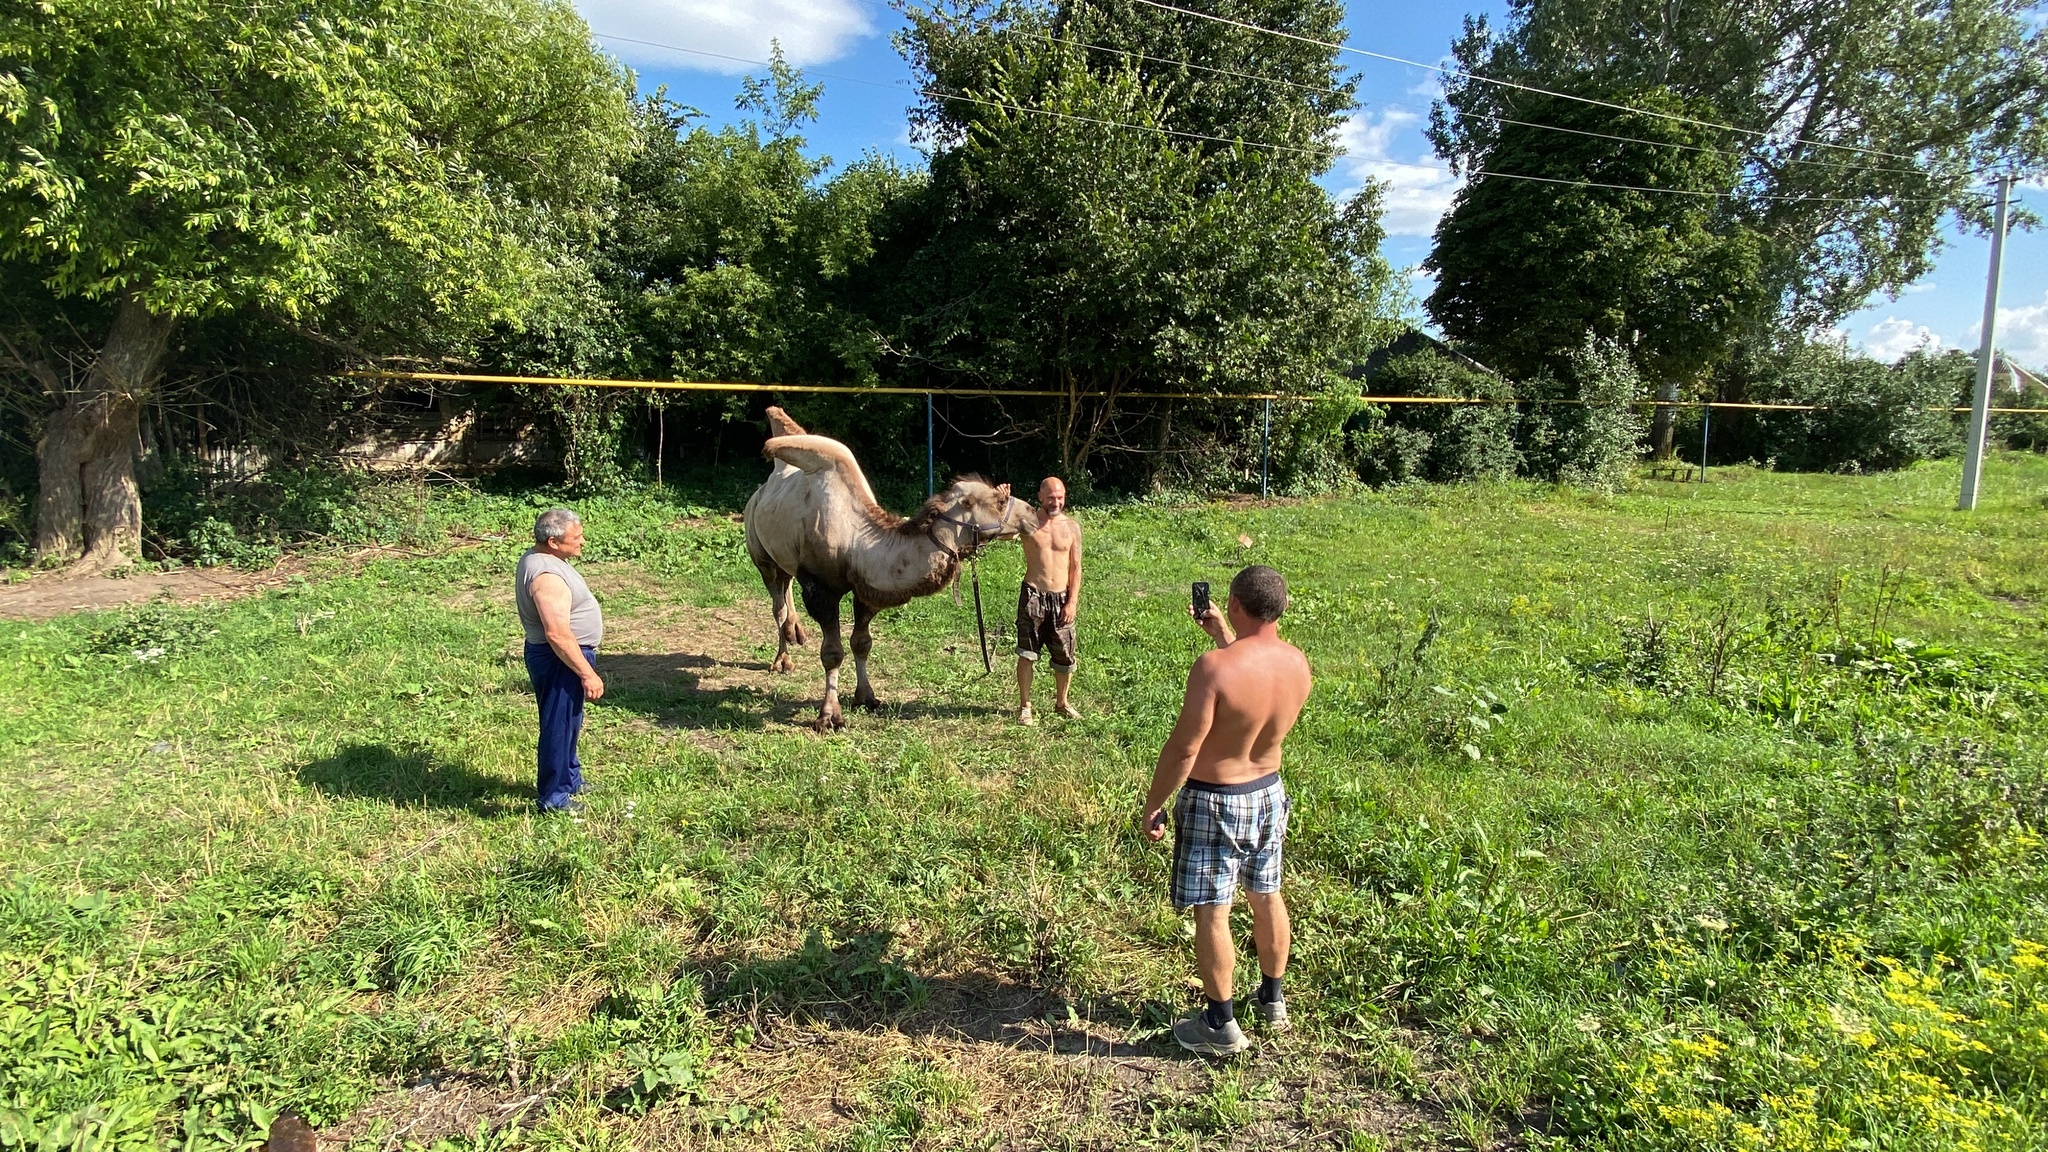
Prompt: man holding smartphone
<box><xmin>1139</xmin><ymin>565</ymin><xmax>1312</xmax><ymax>1055</ymax></box>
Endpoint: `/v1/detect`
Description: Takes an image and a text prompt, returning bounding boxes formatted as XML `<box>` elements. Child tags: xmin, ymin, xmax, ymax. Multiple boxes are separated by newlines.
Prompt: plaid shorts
<box><xmin>1170</xmin><ymin>774</ymin><xmax>1289</xmax><ymax>908</ymax></box>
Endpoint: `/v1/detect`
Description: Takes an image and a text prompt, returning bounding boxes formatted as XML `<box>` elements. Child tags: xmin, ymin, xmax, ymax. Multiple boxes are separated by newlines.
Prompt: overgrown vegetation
<box><xmin>3</xmin><ymin>454</ymin><xmax>2044</xmax><ymax>1149</ymax></box>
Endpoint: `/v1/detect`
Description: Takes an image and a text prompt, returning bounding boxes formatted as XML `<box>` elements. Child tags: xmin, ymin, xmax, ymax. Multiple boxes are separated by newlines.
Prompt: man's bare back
<box><xmin>1181</xmin><ymin>634</ymin><xmax>1312</xmax><ymax>785</ymax></box>
<box><xmin>1141</xmin><ymin>566</ymin><xmax>1313</xmax><ymax>815</ymax></box>
<box><xmin>1139</xmin><ymin>565</ymin><xmax>1309</xmax><ymax>1055</ymax></box>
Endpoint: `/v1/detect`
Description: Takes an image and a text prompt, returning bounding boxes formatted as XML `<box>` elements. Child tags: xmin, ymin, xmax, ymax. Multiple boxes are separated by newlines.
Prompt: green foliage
<box><xmin>840</xmin><ymin>1060</ymin><xmax>973</xmax><ymax>1151</ymax></box>
<box><xmin>614</xmin><ymin>1044</ymin><xmax>708</xmax><ymax>1116</ymax></box>
<box><xmin>183</xmin><ymin>519</ymin><xmax>282</xmax><ymax>571</ymax></box>
<box><xmin>893</xmin><ymin>0</ymin><xmax>1400</xmax><ymax>480</ymax></box>
<box><xmin>1426</xmin><ymin>87</ymin><xmax>1765</xmax><ymax>384</ymax></box>
<box><xmin>1990</xmin><ymin>358</ymin><xmax>2048</xmax><ymax>452</ymax></box>
<box><xmin>0</xmin><ymin>0</ymin><xmax>631</xmax><ymax>326</ymax></box>
<box><xmin>1727</xmin><ymin>339</ymin><xmax>1961</xmax><ymax>472</ymax></box>
<box><xmin>85</xmin><ymin>603</ymin><xmax>219</xmax><ymax>663</ymax></box>
<box><xmin>1355</xmin><ymin>349</ymin><xmax>1520</xmax><ymax>485</ymax></box>
<box><xmin>1433</xmin><ymin>0</ymin><xmax>2048</xmax><ymax>327</ymax></box>
<box><xmin>1518</xmin><ymin>336</ymin><xmax>1650</xmax><ymax>489</ymax></box>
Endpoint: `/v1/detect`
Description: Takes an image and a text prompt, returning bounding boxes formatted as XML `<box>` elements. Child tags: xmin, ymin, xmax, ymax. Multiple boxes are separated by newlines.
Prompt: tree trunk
<box><xmin>34</xmin><ymin>296</ymin><xmax>175</xmax><ymax>566</ymax></box>
<box><xmin>1651</xmin><ymin>377</ymin><xmax>1680</xmax><ymax>460</ymax></box>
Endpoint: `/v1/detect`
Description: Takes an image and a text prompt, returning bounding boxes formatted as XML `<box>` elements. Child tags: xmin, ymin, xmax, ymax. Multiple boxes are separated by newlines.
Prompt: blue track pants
<box><xmin>525</xmin><ymin>642</ymin><xmax>594</xmax><ymax>810</ymax></box>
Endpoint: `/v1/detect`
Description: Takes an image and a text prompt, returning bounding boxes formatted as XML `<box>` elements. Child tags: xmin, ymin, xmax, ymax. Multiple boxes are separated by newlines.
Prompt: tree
<box><xmin>1431</xmin><ymin>0</ymin><xmax>2048</xmax><ymax>329</ymax></box>
<box><xmin>0</xmin><ymin>0</ymin><xmax>632</xmax><ymax>564</ymax></box>
<box><xmin>891</xmin><ymin>0</ymin><xmax>1400</xmax><ymax>479</ymax></box>
<box><xmin>1424</xmin><ymin>87</ymin><xmax>1766</xmax><ymax>454</ymax></box>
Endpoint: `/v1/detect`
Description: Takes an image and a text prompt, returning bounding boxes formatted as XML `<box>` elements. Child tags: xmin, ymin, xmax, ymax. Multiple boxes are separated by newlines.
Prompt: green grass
<box><xmin>4</xmin><ymin>454</ymin><xmax>2047</xmax><ymax>1151</ymax></box>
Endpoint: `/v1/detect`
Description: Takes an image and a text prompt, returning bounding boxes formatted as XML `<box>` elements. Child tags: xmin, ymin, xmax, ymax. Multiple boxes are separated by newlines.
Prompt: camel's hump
<box><xmin>765</xmin><ymin>406</ymin><xmax>807</xmax><ymax>437</ymax></box>
<box><xmin>763</xmin><ymin>434</ymin><xmax>883</xmax><ymax>509</ymax></box>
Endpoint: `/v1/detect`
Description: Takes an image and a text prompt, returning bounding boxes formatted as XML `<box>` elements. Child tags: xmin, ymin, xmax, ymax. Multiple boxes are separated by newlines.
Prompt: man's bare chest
<box><xmin>1026</xmin><ymin>521</ymin><xmax>1076</xmax><ymax>555</ymax></box>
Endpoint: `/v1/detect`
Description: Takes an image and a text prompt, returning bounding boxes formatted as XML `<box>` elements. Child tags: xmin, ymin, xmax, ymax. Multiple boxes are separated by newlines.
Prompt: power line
<box><xmin>594</xmin><ymin>32</ymin><xmax>1974</xmax><ymax>206</ymax></box>
<box><xmin>1123</xmin><ymin>0</ymin><xmax>1924</xmax><ymax>165</ymax></box>
<box><xmin>863</xmin><ymin>0</ymin><xmax>1938</xmax><ymax>182</ymax></box>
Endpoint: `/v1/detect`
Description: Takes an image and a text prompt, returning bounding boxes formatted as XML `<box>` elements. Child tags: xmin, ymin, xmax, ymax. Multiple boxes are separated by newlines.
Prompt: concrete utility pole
<box><xmin>1960</xmin><ymin>173</ymin><xmax>2017</xmax><ymax>511</ymax></box>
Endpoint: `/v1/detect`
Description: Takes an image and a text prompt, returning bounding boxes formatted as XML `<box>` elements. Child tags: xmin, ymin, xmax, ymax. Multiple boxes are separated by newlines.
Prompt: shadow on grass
<box><xmin>694</xmin><ymin>928</ymin><xmax>1166</xmax><ymax>1059</ymax></box>
<box><xmin>297</xmin><ymin>742</ymin><xmax>530</xmax><ymax>816</ymax></box>
<box><xmin>598</xmin><ymin>652</ymin><xmax>997</xmax><ymax>731</ymax></box>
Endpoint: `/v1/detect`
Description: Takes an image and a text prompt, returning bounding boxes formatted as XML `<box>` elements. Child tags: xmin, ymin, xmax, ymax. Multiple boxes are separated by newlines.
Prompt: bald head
<box><xmin>1038</xmin><ymin>477</ymin><xmax>1067</xmax><ymax>516</ymax></box>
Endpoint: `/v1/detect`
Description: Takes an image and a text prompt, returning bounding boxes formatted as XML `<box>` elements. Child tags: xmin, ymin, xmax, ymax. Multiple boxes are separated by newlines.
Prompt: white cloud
<box><xmin>1994</xmin><ymin>291</ymin><xmax>2048</xmax><ymax>368</ymax></box>
<box><xmin>1903</xmin><ymin>281</ymin><xmax>1938</xmax><ymax>295</ymax></box>
<box><xmin>1858</xmin><ymin>316</ymin><xmax>1944</xmax><ymax>362</ymax></box>
<box><xmin>575</xmin><ymin>0</ymin><xmax>873</xmax><ymax>73</ymax></box>
<box><xmin>1335</xmin><ymin>108</ymin><xmax>1463</xmax><ymax>238</ymax></box>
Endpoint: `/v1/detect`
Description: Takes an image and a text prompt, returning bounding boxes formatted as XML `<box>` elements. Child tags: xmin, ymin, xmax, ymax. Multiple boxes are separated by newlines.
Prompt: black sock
<box><xmin>1203</xmin><ymin>997</ymin><xmax>1235</xmax><ymax>1029</ymax></box>
<box><xmin>1258</xmin><ymin>974</ymin><xmax>1283</xmax><ymax>1004</ymax></box>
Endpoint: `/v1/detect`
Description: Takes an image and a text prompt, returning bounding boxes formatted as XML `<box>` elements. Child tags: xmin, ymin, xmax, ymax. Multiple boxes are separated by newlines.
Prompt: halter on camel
<box><xmin>929</xmin><ymin>494</ymin><xmax>1025</xmax><ymax>674</ymax></box>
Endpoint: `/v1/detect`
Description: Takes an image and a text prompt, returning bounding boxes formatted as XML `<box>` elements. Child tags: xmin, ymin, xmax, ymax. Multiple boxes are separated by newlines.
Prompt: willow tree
<box><xmin>0</xmin><ymin>0</ymin><xmax>631</xmax><ymax>564</ymax></box>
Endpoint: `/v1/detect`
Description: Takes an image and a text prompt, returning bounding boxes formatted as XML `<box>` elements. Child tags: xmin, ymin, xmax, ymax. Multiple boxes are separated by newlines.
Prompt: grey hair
<box><xmin>534</xmin><ymin>508</ymin><xmax>581</xmax><ymax>544</ymax></box>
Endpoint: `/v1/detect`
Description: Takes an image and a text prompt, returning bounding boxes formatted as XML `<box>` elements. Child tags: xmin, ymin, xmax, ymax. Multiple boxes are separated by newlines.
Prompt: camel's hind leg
<box><xmin>850</xmin><ymin>599</ymin><xmax>882</xmax><ymax>711</ymax></box>
<box><xmin>756</xmin><ymin>560</ymin><xmax>805</xmax><ymax>673</ymax></box>
<box><xmin>798</xmin><ymin>570</ymin><xmax>847</xmax><ymax>731</ymax></box>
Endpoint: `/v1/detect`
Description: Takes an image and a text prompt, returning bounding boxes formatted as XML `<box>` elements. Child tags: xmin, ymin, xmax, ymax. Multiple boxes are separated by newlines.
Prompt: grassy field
<box><xmin>5</xmin><ymin>454</ymin><xmax>2047</xmax><ymax>1152</ymax></box>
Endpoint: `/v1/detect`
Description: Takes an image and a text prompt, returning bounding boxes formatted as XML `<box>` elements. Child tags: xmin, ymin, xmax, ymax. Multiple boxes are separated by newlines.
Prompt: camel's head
<box><xmin>920</xmin><ymin>477</ymin><xmax>1027</xmax><ymax>557</ymax></box>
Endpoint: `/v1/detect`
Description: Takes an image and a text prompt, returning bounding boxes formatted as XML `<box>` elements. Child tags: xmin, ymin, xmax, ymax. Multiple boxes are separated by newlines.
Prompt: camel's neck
<box><xmin>848</xmin><ymin>523</ymin><xmax>960</xmax><ymax>608</ymax></box>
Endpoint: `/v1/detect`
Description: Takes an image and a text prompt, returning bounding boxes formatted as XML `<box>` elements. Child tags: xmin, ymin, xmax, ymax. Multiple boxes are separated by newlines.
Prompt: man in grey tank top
<box><xmin>517</xmin><ymin>508</ymin><xmax>604</xmax><ymax>812</ymax></box>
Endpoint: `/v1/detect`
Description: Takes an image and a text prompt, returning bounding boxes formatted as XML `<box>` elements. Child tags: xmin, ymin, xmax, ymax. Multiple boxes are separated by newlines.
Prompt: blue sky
<box><xmin>570</xmin><ymin>0</ymin><xmax>2047</xmax><ymax>370</ymax></box>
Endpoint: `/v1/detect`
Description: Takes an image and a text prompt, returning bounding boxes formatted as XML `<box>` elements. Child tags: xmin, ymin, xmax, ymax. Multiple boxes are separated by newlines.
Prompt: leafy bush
<box><xmin>1271</xmin><ymin>391</ymin><xmax>1370</xmax><ymax>496</ymax></box>
<box><xmin>1735</xmin><ymin>341</ymin><xmax>1960</xmax><ymax>472</ymax></box>
<box><xmin>1354</xmin><ymin>349</ymin><xmax>1520</xmax><ymax>485</ymax></box>
<box><xmin>87</xmin><ymin>603</ymin><xmax>219</xmax><ymax>663</ymax></box>
<box><xmin>183</xmin><ymin>518</ymin><xmax>282</xmax><ymax>570</ymax></box>
<box><xmin>1519</xmin><ymin>335</ymin><xmax>1648</xmax><ymax>490</ymax></box>
<box><xmin>1988</xmin><ymin>357</ymin><xmax>2048</xmax><ymax>451</ymax></box>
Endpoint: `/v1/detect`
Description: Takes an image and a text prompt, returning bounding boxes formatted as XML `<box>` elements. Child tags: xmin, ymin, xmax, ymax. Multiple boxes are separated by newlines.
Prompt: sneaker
<box><xmin>1172</xmin><ymin>1008</ymin><xmax>1250</xmax><ymax>1056</ymax></box>
<box><xmin>1252</xmin><ymin>997</ymin><xmax>1290</xmax><ymax>1031</ymax></box>
<box><xmin>1017</xmin><ymin>705</ymin><xmax>1036</xmax><ymax>726</ymax></box>
<box><xmin>540</xmin><ymin>799</ymin><xmax>587</xmax><ymax>817</ymax></box>
<box><xmin>1056</xmin><ymin>702</ymin><xmax>1082</xmax><ymax>719</ymax></box>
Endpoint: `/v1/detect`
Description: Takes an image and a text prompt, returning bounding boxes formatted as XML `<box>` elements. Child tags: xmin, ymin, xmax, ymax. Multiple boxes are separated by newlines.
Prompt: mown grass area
<box><xmin>4</xmin><ymin>454</ymin><xmax>2047</xmax><ymax>1152</ymax></box>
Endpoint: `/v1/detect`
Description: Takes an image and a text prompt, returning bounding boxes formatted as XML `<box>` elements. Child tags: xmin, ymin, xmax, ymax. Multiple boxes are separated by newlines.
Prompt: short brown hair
<box><xmin>1230</xmin><ymin>565</ymin><xmax>1288</xmax><ymax>622</ymax></box>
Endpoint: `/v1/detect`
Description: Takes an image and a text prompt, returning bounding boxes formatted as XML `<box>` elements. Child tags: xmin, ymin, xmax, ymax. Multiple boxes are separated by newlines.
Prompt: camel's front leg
<box><xmin>850</xmin><ymin>599</ymin><xmax>882</xmax><ymax>711</ymax></box>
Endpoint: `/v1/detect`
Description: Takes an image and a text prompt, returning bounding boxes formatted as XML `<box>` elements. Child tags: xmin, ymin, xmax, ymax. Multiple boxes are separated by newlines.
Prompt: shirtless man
<box><xmin>1015</xmin><ymin>476</ymin><xmax>1083</xmax><ymax>725</ymax></box>
<box><xmin>1139</xmin><ymin>565</ymin><xmax>1313</xmax><ymax>1055</ymax></box>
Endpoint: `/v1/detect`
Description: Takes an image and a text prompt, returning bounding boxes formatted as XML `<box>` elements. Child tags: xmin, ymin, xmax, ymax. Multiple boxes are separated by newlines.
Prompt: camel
<box><xmin>744</xmin><ymin>408</ymin><xmax>1034</xmax><ymax>730</ymax></box>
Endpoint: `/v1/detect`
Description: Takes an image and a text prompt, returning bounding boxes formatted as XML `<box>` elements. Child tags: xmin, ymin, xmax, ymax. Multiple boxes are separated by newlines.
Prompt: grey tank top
<box><xmin>516</xmin><ymin>550</ymin><xmax>603</xmax><ymax>647</ymax></box>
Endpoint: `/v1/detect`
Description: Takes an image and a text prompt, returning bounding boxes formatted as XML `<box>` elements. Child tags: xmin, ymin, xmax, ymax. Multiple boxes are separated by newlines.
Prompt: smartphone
<box><xmin>1150</xmin><ymin>809</ymin><xmax>1169</xmax><ymax>832</ymax></box>
<box><xmin>1191</xmin><ymin>581</ymin><xmax>1211</xmax><ymax>618</ymax></box>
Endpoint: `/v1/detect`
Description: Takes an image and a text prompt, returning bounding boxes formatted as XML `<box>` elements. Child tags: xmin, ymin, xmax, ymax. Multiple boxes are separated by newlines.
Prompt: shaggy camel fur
<box><xmin>743</xmin><ymin>408</ymin><xmax>1033</xmax><ymax>730</ymax></box>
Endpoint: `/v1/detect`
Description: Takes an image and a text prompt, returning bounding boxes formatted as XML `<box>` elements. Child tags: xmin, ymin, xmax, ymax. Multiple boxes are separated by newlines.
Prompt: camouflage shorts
<box><xmin>1015</xmin><ymin>583</ymin><xmax>1076</xmax><ymax>671</ymax></box>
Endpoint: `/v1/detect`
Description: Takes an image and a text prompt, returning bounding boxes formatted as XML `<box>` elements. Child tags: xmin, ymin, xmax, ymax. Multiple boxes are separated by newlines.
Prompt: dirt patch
<box><xmin>318</xmin><ymin>1074</ymin><xmax>538</xmax><ymax>1148</ymax></box>
<box><xmin>0</xmin><ymin>562</ymin><xmax>305</xmax><ymax>620</ymax></box>
<box><xmin>321</xmin><ymin>977</ymin><xmax>1437</xmax><ymax>1151</ymax></box>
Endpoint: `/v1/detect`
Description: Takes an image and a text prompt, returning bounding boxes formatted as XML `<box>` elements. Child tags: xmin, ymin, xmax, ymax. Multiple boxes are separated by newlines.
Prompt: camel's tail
<box><xmin>763</xmin><ymin>434</ymin><xmax>887</xmax><ymax>518</ymax></box>
<box><xmin>765</xmin><ymin>406</ymin><xmax>807</xmax><ymax>438</ymax></box>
